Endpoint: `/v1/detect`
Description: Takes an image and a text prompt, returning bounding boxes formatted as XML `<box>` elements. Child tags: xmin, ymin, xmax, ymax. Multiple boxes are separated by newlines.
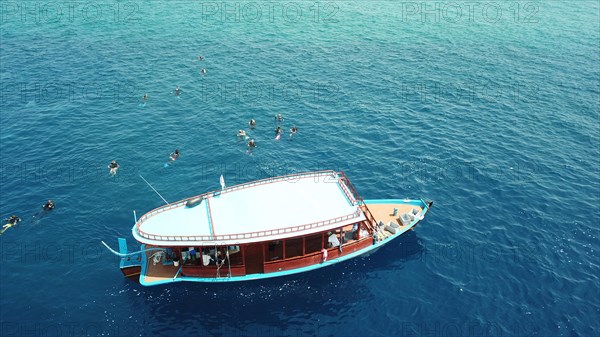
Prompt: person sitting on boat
<box><xmin>170</xmin><ymin>149</ymin><xmax>180</xmax><ymax>161</ymax></box>
<box><xmin>216</xmin><ymin>251</ymin><xmax>224</xmax><ymax>265</ymax></box>
<box><xmin>43</xmin><ymin>200</ymin><xmax>55</xmax><ymax>211</ymax></box>
<box><xmin>249</xmin><ymin>119</ymin><xmax>256</xmax><ymax>128</ymax></box>
<box><xmin>237</xmin><ymin>130</ymin><xmax>246</xmax><ymax>137</ymax></box>
<box><xmin>328</xmin><ymin>232</ymin><xmax>340</xmax><ymax>248</ymax></box>
<box><xmin>108</xmin><ymin>160</ymin><xmax>120</xmax><ymax>175</ymax></box>
<box><xmin>202</xmin><ymin>251</ymin><xmax>213</xmax><ymax>266</ymax></box>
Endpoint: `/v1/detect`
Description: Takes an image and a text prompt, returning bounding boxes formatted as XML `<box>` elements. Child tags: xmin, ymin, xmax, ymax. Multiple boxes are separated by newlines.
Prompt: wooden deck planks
<box><xmin>143</xmin><ymin>249</ymin><xmax>179</xmax><ymax>283</ymax></box>
<box><xmin>367</xmin><ymin>203</ymin><xmax>422</xmax><ymax>228</ymax></box>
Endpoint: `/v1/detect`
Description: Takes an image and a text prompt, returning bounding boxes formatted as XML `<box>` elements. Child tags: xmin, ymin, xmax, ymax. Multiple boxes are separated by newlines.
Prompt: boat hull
<box><xmin>120</xmin><ymin>265</ymin><xmax>141</xmax><ymax>280</ymax></box>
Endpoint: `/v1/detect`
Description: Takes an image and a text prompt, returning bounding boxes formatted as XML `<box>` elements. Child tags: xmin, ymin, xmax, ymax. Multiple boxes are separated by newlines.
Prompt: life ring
<box><xmin>321</xmin><ymin>248</ymin><xmax>328</xmax><ymax>263</ymax></box>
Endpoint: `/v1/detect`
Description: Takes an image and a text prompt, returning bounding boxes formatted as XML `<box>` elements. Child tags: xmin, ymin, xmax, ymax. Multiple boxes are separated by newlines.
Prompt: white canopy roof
<box><xmin>132</xmin><ymin>171</ymin><xmax>366</xmax><ymax>246</ymax></box>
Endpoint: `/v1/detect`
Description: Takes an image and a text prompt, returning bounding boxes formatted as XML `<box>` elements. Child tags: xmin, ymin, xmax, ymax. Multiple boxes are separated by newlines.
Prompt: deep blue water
<box><xmin>1</xmin><ymin>1</ymin><xmax>599</xmax><ymax>336</ymax></box>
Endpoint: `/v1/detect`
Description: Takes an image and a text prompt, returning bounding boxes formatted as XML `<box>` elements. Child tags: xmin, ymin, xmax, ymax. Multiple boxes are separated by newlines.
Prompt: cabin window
<box><xmin>266</xmin><ymin>241</ymin><xmax>283</xmax><ymax>261</ymax></box>
<box><xmin>285</xmin><ymin>238</ymin><xmax>303</xmax><ymax>259</ymax></box>
<box><xmin>304</xmin><ymin>234</ymin><xmax>323</xmax><ymax>254</ymax></box>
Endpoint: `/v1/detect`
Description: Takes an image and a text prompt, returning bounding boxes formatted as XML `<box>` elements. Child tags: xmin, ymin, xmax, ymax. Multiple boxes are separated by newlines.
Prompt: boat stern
<box><xmin>118</xmin><ymin>238</ymin><xmax>142</xmax><ymax>281</ymax></box>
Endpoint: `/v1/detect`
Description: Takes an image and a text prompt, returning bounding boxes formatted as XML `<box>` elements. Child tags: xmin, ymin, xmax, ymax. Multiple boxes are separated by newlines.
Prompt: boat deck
<box><xmin>367</xmin><ymin>203</ymin><xmax>422</xmax><ymax>228</ymax></box>
<box><xmin>365</xmin><ymin>201</ymin><xmax>425</xmax><ymax>241</ymax></box>
<box><xmin>143</xmin><ymin>249</ymin><xmax>180</xmax><ymax>284</ymax></box>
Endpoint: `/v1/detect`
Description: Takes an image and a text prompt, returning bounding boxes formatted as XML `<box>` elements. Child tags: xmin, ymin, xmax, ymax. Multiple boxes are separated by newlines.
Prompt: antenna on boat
<box><xmin>220</xmin><ymin>174</ymin><xmax>226</xmax><ymax>190</ymax></box>
<box><xmin>139</xmin><ymin>174</ymin><xmax>170</xmax><ymax>205</ymax></box>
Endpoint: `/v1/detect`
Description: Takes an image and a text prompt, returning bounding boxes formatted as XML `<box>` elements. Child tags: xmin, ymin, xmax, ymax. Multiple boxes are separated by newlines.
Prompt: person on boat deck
<box><xmin>108</xmin><ymin>160</ymin><xmax>120</xmax><ymax>175</ymax></box>
<box><xmin>202</xmin><ymin>251</ymin><xmax>213</xmax><ymax>266</ymax></box>
<box><xmin>249</xmin><ymin>119</ymin><xmax>256</xmax><ymax>128</ymax></box>
<box><xmin>218</xmin><ymin>251</ymin><xmax>227</xmax><ymax>265</ymax></box>
<box><xmin>170</xmin><ymin>149</ymin><xmax>180</xmax><ymax>161</ymax></box>
<box><xmin>43</xmin><ymin>200</ymin><xmax>55</xmax><ymax>211</ymax></box>
<box><xmin>328</xmin><ymin>232</ymin><xmax>340</xmax><ymax>248</ymax></box>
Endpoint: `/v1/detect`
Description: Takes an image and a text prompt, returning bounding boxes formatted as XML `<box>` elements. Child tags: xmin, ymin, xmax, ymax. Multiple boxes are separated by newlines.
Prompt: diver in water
<box><xmin>197</xmin><ymin>55</ymin><xmax>204</xmax><ymax>61</ymax></box>
<box><xmin>275</xmin><ymin>114</ymin><xmax>284</xmax><ymax>123</ymax></box>
<box><xmin>247</xmin><ymin>139</ymin><xmax>256</xmax><ymax>152</ymax></box>
<box><xmin>5</xmin><ymin>215</ymin><xmax>21</xmax><ymax>225</ymax></box>
<box><xmin>275</xmin><ymin>126</ymin><xmax>282</xmax><ymax>136</ymax></box>
<box><xmin>174</xmin><ymin>86</ymin><xmax>182</xmax><ymax>96</ymax></box>
<box><xmin>43</xmin><ymin>200</ymin><xmax>55</xmax><ymax>211</ymax></box>
<box><xmin>170</xmin><ymin>149</ymin><xmax>180</xmax><ymax>161</ymax></box>
<box><xmin>142</xmin><ymin>93</ymin><xmax>148</xmax><ymax>101</ymax></box>
<box><xmin>1</xmin><ymin>215</ymin><xmax>21</xmax><ymax>235</ymax></box>
<box><xmin>201</xmin><ymin>68</ymin><xmax>207</xmax><ymax>75</ymax></box>
<box><xmin>108</xmin><ymin>160</ymin><xmax>120</xmax><ymax>175</ymax></box>
<box><xmin>249</xmin><ymin>119</ymin><xmax>256</xmax><ymax>129</ymax></box>
<box><xmin>237</xmin><ymin>130</ymin><xmax>247</xmax><ymax>137</ymax></box>
<box><xmin>289</xmin><ymin>125</ymin><xmax>298</xmax><ymax>140</ymax></box>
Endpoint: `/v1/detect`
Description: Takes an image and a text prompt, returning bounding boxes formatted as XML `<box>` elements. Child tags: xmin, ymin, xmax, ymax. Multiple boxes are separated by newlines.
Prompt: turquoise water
<box><xmin>1</xmin><ymin>1</ymin><xmax>599</xmax><ymax>336</ymax></box>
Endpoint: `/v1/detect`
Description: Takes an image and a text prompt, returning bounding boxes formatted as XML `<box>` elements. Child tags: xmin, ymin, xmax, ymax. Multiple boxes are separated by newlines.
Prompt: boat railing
<box><xmin>338</xmin><ymin>177</ymin><xmax>358</xmax><ymax>205</ymax></box>
<box><xmin>217</xmin><ymin>170</ymin><xmax>337</xmax><ymax>196</ymax></box>
<box><xmin>136</xmin><ymin>208</ymin><xmax>363</xmax><ymax>242</ymax></box>
<box><xmin>136</xmin><ymin>200</ymin><xmax>187</xmax><ymax>223</ymax></box>
<box><xmin>134</xmin><ymin>170</ymin><xmax>339</xmax><ymax>229</ymax></box>
<box><xmin>339</xmin><ymin>171</ymin><xmax>362</xmax><ymax>202</ymax></box>
<box><xmin>339</xmin><ymin>171</ymin><xmax>378</xmax><ymax>231</ymax></box>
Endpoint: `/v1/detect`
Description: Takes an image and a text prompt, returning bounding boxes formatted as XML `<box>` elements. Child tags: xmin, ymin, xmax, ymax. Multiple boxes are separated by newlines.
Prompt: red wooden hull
<box><xmin>120</xmin><ymin>266</ymin><xmax>141</xmax><ymax>280</ymax></box>
<box><xmin>177</xmin><ymin>237</ymin><xmax>373</xmax><ymax>278</ymax></box>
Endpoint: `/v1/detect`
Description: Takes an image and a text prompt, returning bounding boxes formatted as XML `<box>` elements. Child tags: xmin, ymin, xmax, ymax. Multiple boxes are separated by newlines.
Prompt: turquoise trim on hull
<box><xmin>137</xmin><ymin>198</ymin><xmax>431</xmax><ymax>286</ymax></box>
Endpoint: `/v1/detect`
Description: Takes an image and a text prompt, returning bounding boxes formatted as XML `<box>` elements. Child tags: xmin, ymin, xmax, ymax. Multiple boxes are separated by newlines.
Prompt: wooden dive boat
<box><xmin>106</xmin><ymin>170</ymin><xmax>432</xmax><ymax>286</ymax></box>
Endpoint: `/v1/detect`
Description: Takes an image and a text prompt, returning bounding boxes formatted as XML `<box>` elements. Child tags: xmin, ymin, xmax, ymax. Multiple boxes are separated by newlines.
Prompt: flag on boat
<box><xmin>220</xmin><ymin>174</ymin><xmax>225</xmax><ymax>190</ymax></box>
